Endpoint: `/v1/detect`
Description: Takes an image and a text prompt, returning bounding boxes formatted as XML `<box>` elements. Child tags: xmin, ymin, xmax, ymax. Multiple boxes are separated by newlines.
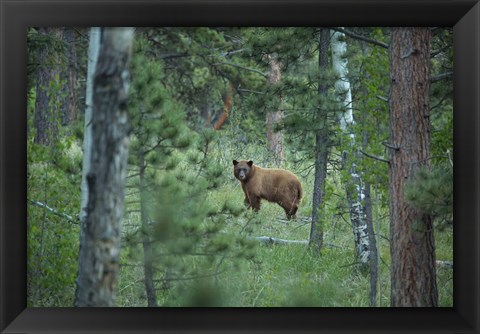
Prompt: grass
<box><xmin>114</xmin><ymin>171</ymin><xmax>454</xmax><ymax>307</ymax></box>
<box><xmin>27</xmin><ymin>139</ymin><xmax>453</xmax><ymax>307</ymax></box>
<box><xmin>212</xmin><ymin>170</ymin><xmax>453</xmax><ymax>307</ymax></box>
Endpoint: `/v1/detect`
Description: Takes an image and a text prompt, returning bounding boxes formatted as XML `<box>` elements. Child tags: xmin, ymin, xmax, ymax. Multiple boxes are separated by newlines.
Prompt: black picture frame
<box><xmin>1</xmin><ymin>0</ymin><xmax>479</xmax><ymax>333</ymax></box>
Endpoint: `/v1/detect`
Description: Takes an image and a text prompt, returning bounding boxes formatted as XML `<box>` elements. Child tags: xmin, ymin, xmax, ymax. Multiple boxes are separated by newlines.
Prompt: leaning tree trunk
<box><xmin>388</xmin><ymin>27</ymin><xmax>438</xmax><ymax>307</ymax></box>
<box><xmin>75</xmin><ymin>28</ymin><xmax>134</xmax><ymax>307</ymax></box>
<box><xmin>331</xmin><ymin>30</ymin><xmax>371</xmax><ymax>273</ymax></box>
<box><xmin>265</xmin><ymin>55</ymin><xmax>285</xmax><ymax>166</ymax></box>
<box><xmin>309</xmin><ymin>28</ymin><xmax>330</xmax><ymax>253</ymax></box>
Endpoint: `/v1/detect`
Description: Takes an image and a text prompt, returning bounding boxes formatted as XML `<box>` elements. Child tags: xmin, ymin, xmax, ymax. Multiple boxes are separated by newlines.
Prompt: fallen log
<box><xmin>249</xmin><ymin>236</ymin><xmax>308</xmax><ymax>245</ymax></box>
<box><xmin>436</xmin><ymin>260</ymin><xmax>453</xmax><ymax>269</ymax></box>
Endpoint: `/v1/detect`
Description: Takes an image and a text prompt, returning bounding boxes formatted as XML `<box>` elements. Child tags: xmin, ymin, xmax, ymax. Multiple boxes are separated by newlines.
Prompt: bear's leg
<box><xmin>244</xmin><ymin>197</ymin><xmax>250</xmax><ymax>207</ymax></box>
<box><xmin>285</xmin><ymin>205</ymin><xmax>298</xmax><ymax>220</ymax></box>
<box><xmin>249</xmin><ymin>196</ymin><xmax>261</xmax><ymax>212</ymax></box>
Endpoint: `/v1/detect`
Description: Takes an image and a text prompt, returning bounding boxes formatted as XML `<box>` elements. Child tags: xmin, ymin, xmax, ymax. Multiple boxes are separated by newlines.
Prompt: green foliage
<box><xmin>27</xmin><ymin>138</ymin><xmax>81</xmax><ymax>307</ymax></box>
<box><xmin>405</xmin><ymin>164</ymin><xmax>453</xmax><ymax>220</ymax></box>
<box><xmin>119</xmin><ymin>35</ymin><xmax>259</xmax><ymax>306</ymax></box>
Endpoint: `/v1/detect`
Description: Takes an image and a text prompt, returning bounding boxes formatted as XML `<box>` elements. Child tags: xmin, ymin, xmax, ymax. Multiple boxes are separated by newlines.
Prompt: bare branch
<box><xmin>237</xmin><ymin>88</ymin><xmax>265</xmax><ymax>95</ymax></box>
<box><xmin>431</xmin><ymin>71</ymin><xmax>453</xmax><ymax>83</ymax></box>
<box><xmin>360</xmin><ymin>150</ymin><xmax>390</xmax><ymax>164</ymax></box>
<box><xmin>221</xmin><ymin>49</ymin><xmax>245</xmax><ymax>57</ymax></box>
<box><xmin>431</xmin><ymin>43</ymin><xmax>452</xmax><ymax>58</ymax></box>
<box><xmin>330</xmin><ymin>27</ymin><xmax>389</xmax><ymax>49</ymax></box>
<box><xmin>157</xmin><ymin>52</ymin><xmax>189</xmax><ymax>60</ymax></box>
<box><xmin>382</xmin><ymin>141</ymin><xmax>401</xmax><ymax>151</ymax></box>
<box><xmin>376</xmin><ymin>95</ymin><xmax>389</xmax><ymax>102</ymax></box>
<box><xmin>213</xmin><ymin>61</ymin><xmax>268</xmax><ymax>78</ymax></box>
<box><xmin>29</xmin><ymin>200</ymin><xmax>78</xmax><ymax>224</ymax></box>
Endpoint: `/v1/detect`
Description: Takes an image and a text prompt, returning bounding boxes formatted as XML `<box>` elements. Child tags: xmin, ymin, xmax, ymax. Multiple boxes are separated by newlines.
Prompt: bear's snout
<box><xmin>238</xmin><ymin>170</ymin><xmax>246</xmax><ymax>180</ymax></box>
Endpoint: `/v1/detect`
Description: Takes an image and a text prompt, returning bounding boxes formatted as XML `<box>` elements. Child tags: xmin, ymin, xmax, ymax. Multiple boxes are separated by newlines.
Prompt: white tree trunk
<box><xmin>80</xmin><ymin>27</ymin><xmax>100</xmax><ymax>224</ymax></box>
<box><xmin>331</xmin><ymin>30</ymin><xmax>370</xmax><ymax>271</ymax></box>
<box><xmin>331</xmin><ymin>31</ymin><xmax>354</xmax><ymax>131</ymax></box>
<box><xmin>75</xmin><ymin>27</ymin><xmax>134</xmax><ymax>307</ymax></box>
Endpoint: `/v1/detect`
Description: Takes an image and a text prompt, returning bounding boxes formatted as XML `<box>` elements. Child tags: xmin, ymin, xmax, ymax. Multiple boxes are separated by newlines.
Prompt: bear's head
<box><xmin>233</xmin><ymin>160</ymin><xmax>253</xmax><ymax>182</ymax></box>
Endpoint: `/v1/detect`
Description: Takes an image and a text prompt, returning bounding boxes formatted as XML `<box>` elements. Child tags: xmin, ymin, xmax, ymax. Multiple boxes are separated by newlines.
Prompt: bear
<box><xmin>233</xmin><ymin>160</ymin><xmax>303</xmax><ymax>220</ymax></box>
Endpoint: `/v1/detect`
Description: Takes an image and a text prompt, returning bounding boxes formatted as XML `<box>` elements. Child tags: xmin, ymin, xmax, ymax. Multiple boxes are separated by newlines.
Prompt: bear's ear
<box><xmin>233</xmin><ymin>160</ymin><xmax>238</xmax><ymax>166</ymax></box>
<box><xmin>247</xmin><ymin>160</ymin><xmax>253</xmax><ymax>167</ymax></box>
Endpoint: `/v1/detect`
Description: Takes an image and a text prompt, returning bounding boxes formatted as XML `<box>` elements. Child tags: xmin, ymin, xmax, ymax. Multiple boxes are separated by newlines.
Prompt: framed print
<box><xmin>1</xmin><ymin>0</ymin><xmax>479</xmax><ymax>333</ymax></box>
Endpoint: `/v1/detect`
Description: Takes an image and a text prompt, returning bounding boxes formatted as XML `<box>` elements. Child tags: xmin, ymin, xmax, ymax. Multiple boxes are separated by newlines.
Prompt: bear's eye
<box><xmin>237</xmin><ymin>168</ymin><xmax>247</xmax><ymax>176</ymax></box>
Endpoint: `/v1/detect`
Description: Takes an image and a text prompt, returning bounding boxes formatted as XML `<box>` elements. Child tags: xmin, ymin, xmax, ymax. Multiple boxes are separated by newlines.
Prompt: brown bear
<box><xmin>233</xmin><ymin>160</ymin><xmax>303</xmax><ymax>220</ymax></box>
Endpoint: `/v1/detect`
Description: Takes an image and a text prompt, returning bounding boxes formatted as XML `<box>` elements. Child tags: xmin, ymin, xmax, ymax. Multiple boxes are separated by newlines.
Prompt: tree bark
<box><xmin>34</xmin><ymin>27</ymin><xmax>63</xmax><ymax>145</ymax></box>
<box><xmin>75</xmin><ymin>28</ymin><xmax>134</xmax><ymax>307</ymax></box>
<box><xmin>265</xmin><ymin>55</ymin><xmax>285</xmax><ymax>166</ymax></box>
<box><xmin>61</xmin><ymin>27</ymin><xmax>78</xmax><ymax>125</ymax></box>
<box><xmin>388</xmin><ymin>27</ymin><xmax>438</xmax><ymax>307</ymax></box>
<box><xmin>309</xmin><ymin>29</ymin><xmax>330</xmax><ymax>253</ymax></box>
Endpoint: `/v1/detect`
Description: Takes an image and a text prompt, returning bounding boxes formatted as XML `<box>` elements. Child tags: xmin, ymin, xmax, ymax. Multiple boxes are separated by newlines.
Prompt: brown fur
<box><xmin>233</xmin><ymin>160</ymin><xmax>303</xmax><ymax>219</ymax></box>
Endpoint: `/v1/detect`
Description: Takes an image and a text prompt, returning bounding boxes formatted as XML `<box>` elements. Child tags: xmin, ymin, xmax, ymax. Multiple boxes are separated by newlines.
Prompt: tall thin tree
<box><xmin>309</xmin><ymin>28</ymin><xmax>330</xmax><ymax>252</ymax></box>
<box><xmin>265</xmin><ymin>54</ymin><xmax>285</xmax><ymax>166</ymax></box>
<box><xmin>61</xmin><ymin>27</ymin><xmax>78</xmax><ymax>125</ymax></box>
<box><xmin>34</xmin><ymin>27</ymin><xmax>64</xmax><ymax>145</ymax></box>
<box><xmin>331</xmin><ymin>30</ymin><xmax>371</xmax><ymax>273</ymax></box>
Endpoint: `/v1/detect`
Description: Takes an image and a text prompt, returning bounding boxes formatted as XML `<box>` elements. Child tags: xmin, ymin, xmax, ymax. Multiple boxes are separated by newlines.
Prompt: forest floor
<box><xmin>117</xmin><ymin>180</ymin><xmax>453</xmax><ymax>307</ymax></box>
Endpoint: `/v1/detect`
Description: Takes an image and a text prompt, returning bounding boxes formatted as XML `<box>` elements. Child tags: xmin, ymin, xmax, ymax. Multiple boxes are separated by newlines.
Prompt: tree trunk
<box><xmin>139</xmin><ymin>152</ymin><xmax>158</xmax><ymax>307</ymax></box>
<box><xmin>61</xmin><ymin>27</ymin><xmax>78</xmax><ymax>126</ymax></box>
<box><xmin>388</xmin><ymin>27</ymin><xmax>438</xmax><ymax>307</ymax></box>
<box><xmin>331</xmin><ymin>30</ymin><xmax>370</xmax><ymax>273</ymax></box>
<box><xmin>75</xmin><ymin>28</ymin><xmax>134</xmax><ymax>307</ymax></box>
<box><xmin>34</xmin><ymin>27</ymin><xmax>63</xmax><ymax>145</ymax></box>
<box><xmin>309</xmin><ymin>28</ymin><xmax>330</xmax><ymax>252</ymax></box>
<box><xmin>359</xmin><ymin>39</ymin><xmax>379</xmax><ymax>306</ymax></box>
<box><xmin>79</xmin><ymin>28</ymin><xmax>100</xmax><ymax>232</ymax></box>
<box><xmin>364</xmin><ymin>181</ymin><xmax>378</xmax><ymax>306</ymax></box>
<box><xmin>265</xmin><ymin>55</ymin><xmax>285</xmax><ymax>166</ymax></box>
